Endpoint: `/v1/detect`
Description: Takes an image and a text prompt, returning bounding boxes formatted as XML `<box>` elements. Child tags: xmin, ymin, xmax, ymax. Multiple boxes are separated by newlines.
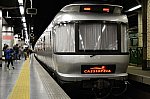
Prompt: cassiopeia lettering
<box><xmin>83</xmin><ymin>66</ymin><xmax>112</xmax><ymax>73</ymax></box>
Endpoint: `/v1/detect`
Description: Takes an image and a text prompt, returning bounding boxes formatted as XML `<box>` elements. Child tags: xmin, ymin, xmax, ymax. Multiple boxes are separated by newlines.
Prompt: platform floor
<box><xmin>127</xmin><ymin>66</ymin><xmax>150</xmax><ymax>85</ymax></box>
<box><xmin>0</xmin><ymin>55</ymin><xmax>70</xmax><ymax>99</ymax></box>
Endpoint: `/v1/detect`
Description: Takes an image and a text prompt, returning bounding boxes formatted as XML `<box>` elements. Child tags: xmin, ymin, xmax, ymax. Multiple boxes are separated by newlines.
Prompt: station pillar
<box><xmin>142</xmin><ymin>0</ymin><xmax>150</xmax><ymax>69</ymax></box>
<box><xmin>147</xmin><ymin>0</ymin><xmax>150</xmax><ymax>69</ymax></box>
<box><xmin>138</xmin><ymin>11</ymin><xmax>143</xmax><ymax>47</ymax></box>
<box><xmin>0</xmin><ymin>9</ymin><xmax>2</xmax><ymax>67</ymax></box>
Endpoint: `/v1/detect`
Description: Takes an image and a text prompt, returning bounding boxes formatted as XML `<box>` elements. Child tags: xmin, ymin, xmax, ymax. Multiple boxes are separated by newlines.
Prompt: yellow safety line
<box><xmin>8</xmin><ymin>58</ymin><xmax>30</xmax><ymax>99</ymax></box>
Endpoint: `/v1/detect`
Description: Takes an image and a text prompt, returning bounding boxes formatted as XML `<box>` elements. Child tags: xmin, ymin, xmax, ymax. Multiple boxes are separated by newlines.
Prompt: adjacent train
<box><xmin>34</xmin><ymin>2</ymin><xmax>129</xmax><ymax>97</ymax></box>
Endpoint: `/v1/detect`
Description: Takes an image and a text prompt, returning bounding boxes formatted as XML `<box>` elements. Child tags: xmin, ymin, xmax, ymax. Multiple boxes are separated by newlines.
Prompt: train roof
<box><xmin>60</xmin><ymin>3</ymin><xmax>123</xmax><ymax>13</ymax></box>
<box><xmin>50</xmin><ymin>3</ymin><xmax>127</xmax><ymax>26</ymax></box>
<box><xmin>52</xmin><ymin>12</ymin><xmax>128</xmax><ymax>25</ymax></box>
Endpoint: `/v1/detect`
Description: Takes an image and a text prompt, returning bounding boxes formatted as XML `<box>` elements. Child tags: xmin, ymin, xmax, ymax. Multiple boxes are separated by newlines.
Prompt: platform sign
<box><xmin>26</xmin><ymin>8</ymin><xmax>37</xmax><ymax>15</ymax></box>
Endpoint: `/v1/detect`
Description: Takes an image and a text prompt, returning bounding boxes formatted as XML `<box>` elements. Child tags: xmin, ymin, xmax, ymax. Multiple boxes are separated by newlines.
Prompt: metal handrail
<box><xmin>129</xmin><ymin>47</ymin><xmax>143</xmax><ymax>66</ymax></box>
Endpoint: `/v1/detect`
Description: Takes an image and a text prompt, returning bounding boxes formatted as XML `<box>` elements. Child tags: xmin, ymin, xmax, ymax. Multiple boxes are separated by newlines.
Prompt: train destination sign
<box><xmin>81</xmin><ymin>65</ymin><xmax>116</xmax><ymax>74</ymax></box>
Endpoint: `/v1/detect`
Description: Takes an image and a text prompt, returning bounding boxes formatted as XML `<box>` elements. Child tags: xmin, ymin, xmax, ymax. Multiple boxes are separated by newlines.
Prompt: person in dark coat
<box><xmin>13</xmin><ymin>44</ymin><xmax>19</xmax><ymax>60</ymax></box>
<box><xmin>3</xmin><ymin>44</ymin><xmax>8</xmax><ymax>63</ymax></box>
<box><xmin>4</xmin><ymin>47</ymin><xmax>15</xmax><ymax>70</ymax></box>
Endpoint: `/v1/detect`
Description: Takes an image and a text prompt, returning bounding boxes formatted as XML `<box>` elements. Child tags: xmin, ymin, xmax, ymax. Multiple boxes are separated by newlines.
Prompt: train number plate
<box><xmin>81</xmin><ymin>65</ymin><xmax>116</xmax><ymax>74</ymax></box>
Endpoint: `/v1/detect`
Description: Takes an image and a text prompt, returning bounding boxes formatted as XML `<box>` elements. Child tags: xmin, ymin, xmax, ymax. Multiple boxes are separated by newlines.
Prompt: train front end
<box><xmin>53</xmin><ymin>4</ymin><xmax>129</xmax><ymax>83</ymax></box>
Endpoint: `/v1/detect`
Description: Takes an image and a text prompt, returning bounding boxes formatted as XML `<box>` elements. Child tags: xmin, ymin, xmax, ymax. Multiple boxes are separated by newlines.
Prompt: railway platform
<box><xmin>0</xmin><ymin>54</ymin><xmax>70</xmax><ymax>99</ymax></box>
<box><xmin>127</xmin><ymin>65</ymin><xmax>150</xmax><ymax>85</ymax></box>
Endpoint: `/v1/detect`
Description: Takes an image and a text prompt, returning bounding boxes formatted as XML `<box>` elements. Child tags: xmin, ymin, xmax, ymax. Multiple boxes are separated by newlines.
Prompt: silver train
<box><xmin>34</xmin><ymin>2</ymin><xmax>129</xmax><ymax>97</ymax></box>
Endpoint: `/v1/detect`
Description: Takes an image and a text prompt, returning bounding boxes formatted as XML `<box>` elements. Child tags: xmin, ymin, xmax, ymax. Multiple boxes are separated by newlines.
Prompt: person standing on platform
<box><xmin>3</xmin><ymin>44</ymin><xmax>8</xmax><ymax>63</ymax></box>
<box><xmin>13</xmin><ymin>44</ymin><xmax>19</xmax><ymax>60</ymax></box>
<box><xmin>23</xmin><ymin>47</ymin><xmax>28</xmax><ymax>60</ymax></box>
<box><xmin>20</xmin><ymin>47</ymin><xmax>24</xmax><ymax>58</ymax></box>
<box><xmin>4</xmin><ymin>46</ymin><xmax>15</xmax><ymax>70</ymax></box>
<box><xmin>18</xmin><ymin>46</ymin><xmax>22</xmax><ymax>60</ymax></box>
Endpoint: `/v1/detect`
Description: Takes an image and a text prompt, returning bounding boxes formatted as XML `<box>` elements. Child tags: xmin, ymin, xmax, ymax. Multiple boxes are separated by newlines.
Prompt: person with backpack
<box><xmin>4</xmin><ymin>46</ymin><xmax>15</xmax><ymax>70</ymax></box>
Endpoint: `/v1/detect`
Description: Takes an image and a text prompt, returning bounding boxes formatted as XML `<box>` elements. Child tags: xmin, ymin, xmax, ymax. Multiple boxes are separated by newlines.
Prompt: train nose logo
<box><xmin>90</xmin><ymin>66</ymin><xmax>106</xmax><ymax>69</ymax></box>
<box><xmin>84</xmin><ymin>66</ymin><xmax>112</xmax><ymax>74</ymax></box>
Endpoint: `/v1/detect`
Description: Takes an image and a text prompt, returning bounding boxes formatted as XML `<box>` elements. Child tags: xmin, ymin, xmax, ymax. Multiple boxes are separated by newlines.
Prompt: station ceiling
<box><xmin>0</xmin><ymin>0</ymin><xmax>142</xmax><ymax>46</ymax></box>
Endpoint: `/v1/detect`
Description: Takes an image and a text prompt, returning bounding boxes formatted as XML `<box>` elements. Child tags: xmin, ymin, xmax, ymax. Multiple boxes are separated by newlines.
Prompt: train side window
<box><xmin>54</xmin><ymin>24</ymin><xmax>75</xmax><ymax>52</ymax></box>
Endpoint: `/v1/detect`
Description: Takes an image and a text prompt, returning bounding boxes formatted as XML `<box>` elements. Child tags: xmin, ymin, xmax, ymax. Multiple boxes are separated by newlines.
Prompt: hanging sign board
<box><xmin>26</xmin><ymin>8</ymin><xmax>37</xmax><ymax>15</ymax></box>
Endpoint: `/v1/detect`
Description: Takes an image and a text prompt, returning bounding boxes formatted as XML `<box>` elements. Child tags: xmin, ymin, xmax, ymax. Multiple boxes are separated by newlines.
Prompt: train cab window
<box><xmin>78</xmin><ymin>23</ymin><xmax>118</xmax><ymax>51</ymax></box>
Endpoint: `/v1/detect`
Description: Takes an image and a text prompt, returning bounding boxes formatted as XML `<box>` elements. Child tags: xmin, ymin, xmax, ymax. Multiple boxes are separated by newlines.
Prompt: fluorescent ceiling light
<box><xmin>18</xmin><ymin>0</ymin><xmax>23</xmax><ymax>3</ymax></box>
<box><xmin>24</xmin><ymin>27</ymin><xmax>27</xmax><ymax>31</ymax></box>
<box><xmin>127</xmin><ymin>5</ymin><xmax>142</xmax><ymax>12</ymax></box>
<box><xmin>19</xmin><ymin>6</ymin><xmax>24</xmax><ymax>15</ymax></box>
<box><xmin>18</xmin><ymin>0</ymin><xmax>23</xmax><ymax>5</ymax></box>
<box><xmin>22</xmin><ymin>17</ymin><xmax>26</xmax><ymax>22</ymax></box>
<box><xmin>23</xmin><ymin>23</ymin><xmax>27</xmax><ymax>27</ymax></box>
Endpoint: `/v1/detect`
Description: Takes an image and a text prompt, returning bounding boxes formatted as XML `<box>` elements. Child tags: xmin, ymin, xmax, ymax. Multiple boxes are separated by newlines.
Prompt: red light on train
<box><xmin>84</xmin><ymin>7</ymin><xmax>91</xmax><ymax>11</ymax></box>
<box><xmin>103</xmin><ymin>8</ymin><xmax>110</xmax><ymax>12</ymax></box>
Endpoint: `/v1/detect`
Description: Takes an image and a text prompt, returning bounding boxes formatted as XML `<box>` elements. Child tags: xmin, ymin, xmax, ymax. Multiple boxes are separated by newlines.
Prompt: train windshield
<box><xmin>53</xmin><ymin>22</ymin><xmax>127</xmax><ymax>54</ymax></box>
<box><xmin>78</xmin><ymin>22</ymin><xmax>118</xmax><ymax>51</ymax></box>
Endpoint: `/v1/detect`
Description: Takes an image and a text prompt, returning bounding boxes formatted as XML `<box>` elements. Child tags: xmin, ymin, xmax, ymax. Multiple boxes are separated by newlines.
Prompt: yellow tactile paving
<box><xmin>8</xmin><ymin>58</ymin><xmax>30</xmax><ymax>99</ymax></box>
